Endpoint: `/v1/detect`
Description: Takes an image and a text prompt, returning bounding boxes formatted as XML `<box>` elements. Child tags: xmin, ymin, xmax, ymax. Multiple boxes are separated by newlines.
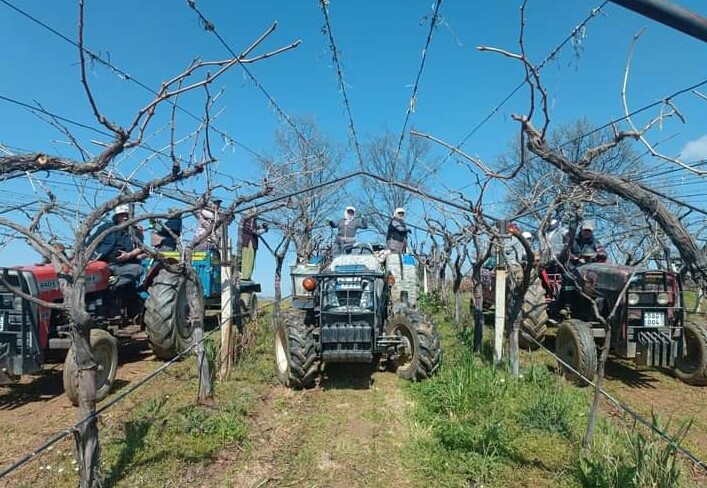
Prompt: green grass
<box><xmin>403</xmin><ymin>301</ymin><xmax>695</xmax><ymax>488</ymax></box>
<box><xmin>15</xmin><ymin>316</ymin><xmax>276</xmax><ymax>488</ymax></box>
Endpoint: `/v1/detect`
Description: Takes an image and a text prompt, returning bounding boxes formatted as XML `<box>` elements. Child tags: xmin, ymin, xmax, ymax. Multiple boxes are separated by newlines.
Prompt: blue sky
<box><xmin>1</xmin><ymin>0</ymin><xmax>705</xmax><ymax>295</ymax></box>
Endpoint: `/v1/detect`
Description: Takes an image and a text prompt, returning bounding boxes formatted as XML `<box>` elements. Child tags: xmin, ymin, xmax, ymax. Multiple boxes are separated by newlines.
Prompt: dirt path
<box><xmin>0</xmin><ymin>338</ymin><xmax>159</xmax><ymax>471</ymax></box>
<box><xmin>602</xmin><ymin>359</ymin><xmax>707</xmax><ymax>460</ymax></box>
<box><xmin>201</xmin><ymin>364</ymin><xmax>414</xmax><ymax>488</ymax></box>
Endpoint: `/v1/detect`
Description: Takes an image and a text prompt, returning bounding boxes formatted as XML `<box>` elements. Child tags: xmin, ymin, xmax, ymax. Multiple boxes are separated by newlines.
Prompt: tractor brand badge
<box><xmin>38</xmin><ymin>280</ymin><xmax>59</xmax><ymax>291</ymax></box>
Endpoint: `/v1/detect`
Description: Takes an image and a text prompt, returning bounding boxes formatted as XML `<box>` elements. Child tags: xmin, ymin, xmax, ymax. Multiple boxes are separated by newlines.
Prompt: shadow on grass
<box><xmin>104</xmin><ymin>396</ymin><xmax>169</xmax><ymax>487</ymax></box>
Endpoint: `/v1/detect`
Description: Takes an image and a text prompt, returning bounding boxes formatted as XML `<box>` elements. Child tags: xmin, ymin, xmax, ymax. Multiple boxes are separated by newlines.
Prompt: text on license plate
<box><xmin>644</xmin><ymin>311</ymin><xmax>665</xmax><ymax>327</ymax></box>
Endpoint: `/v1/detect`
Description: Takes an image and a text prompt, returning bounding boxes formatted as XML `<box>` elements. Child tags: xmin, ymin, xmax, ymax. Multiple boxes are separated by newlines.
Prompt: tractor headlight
<box><xmin>302</xmin><ymin>277</ymin><xmax>317</xmax><ymax>292</ymax></box>
<box><xmin>656</xmin><ymin>292</ymin><xmax>669</xmax><ymax>306</ymax></box>
<box><xmin>12</xmin><ymin>296</ymin><xmax>23</xmax><ymax>311</ymax></box>
<box><xmin>627</xmin><ymin>293</ymin><xmax>640</xmax><ymax>306</ymax></box>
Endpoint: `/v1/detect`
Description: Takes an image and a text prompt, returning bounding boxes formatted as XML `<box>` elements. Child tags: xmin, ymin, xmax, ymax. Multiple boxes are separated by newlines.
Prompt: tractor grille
<box><xmin>321</xmin><ymin>319</ymin><xmax>374</xmax><ymax>363</ymax></box>
<box><xmin>0</xmin><ymin>270</ymin><xmax>41</xmax><ymax>379</ymax></box>
<box><xmin>321</xmin><ymin>276</ymin><xmax>375</xmax><ymax>312</ymax></box>
<box><xmin>635</xmin><ymin>329</ymin><xmax>677</xmax><ymax>368</ymax></box>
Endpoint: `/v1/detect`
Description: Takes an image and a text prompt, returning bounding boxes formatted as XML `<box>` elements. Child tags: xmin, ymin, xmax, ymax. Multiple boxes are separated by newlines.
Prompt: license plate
<box><xmin>644</xmin><ymin>311</ymin><xmax>665</xmax><ymax>327</ymax></box>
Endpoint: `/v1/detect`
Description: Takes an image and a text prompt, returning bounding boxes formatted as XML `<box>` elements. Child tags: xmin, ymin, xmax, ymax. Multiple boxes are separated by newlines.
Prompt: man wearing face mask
<box><xmin>386</xmin><ymin>207</ymin><xmax>411</xmax><ymax>253</ymax></box>
<box><xmin>329</xmin><ymin>206</ymin><xmax>368</xmax><ymax>253</ymax></box>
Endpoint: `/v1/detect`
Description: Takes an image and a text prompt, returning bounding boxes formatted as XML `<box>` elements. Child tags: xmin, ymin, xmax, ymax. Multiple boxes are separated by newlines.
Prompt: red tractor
<box><xmin>0</xmin><ymin>253</ymin><xmax>211</xmax><ymax>405</ymax></box>
<box><xmin>522</xmin><ymin>256</ymin><xmax>707</xmax><ymax>386</ymax></box>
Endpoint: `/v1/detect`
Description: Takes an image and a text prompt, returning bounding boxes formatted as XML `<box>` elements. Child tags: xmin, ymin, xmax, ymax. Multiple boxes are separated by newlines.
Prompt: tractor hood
<box><xmin>324</xmin><ymin>253</ymin><xmax>382</xmax><ymax>274</ymax></box>
<box><xmin>576</xmin><ymin>263</ymin><xmax>679</xmax><ymax>295</ymax></box>
<box><xmin>576</xmin><ymin>263</ymin><xmax>639</xmax><ymax>292</ymax></box>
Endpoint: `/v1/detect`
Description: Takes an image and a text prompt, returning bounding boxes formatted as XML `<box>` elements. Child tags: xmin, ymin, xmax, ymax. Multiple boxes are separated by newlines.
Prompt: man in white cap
<box><xmin>386</xmin><ymin>207</ymin><xmax>411</xmax><ymax>253</ymax></box>
<box><xmin>570</xmin><ymin>220</ymin><xmax>607</xmax><ymax>264</ymax></box>
<box><xmin>89</xmin><ymin>204</ymin><xmax>146</xmax><ymax>314</ymax></box>
<box><xmin>329</xmin><ymin>206</ymin><xmax>367</xmax><ymax>253</ymax></box>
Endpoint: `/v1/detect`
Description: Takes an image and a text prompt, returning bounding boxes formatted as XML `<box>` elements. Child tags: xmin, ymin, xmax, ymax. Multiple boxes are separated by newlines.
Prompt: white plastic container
<box><xmin>385</xmin><ymin>253</ymin><xmax>419</xmax><ymax>306</ymax></box>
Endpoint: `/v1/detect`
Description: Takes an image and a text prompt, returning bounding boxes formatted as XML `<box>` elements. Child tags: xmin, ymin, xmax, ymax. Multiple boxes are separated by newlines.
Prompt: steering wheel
<box><xmin>350</xmin><ymin>243</ymin><xmax>374</xmax><ymax>255</ymax></box>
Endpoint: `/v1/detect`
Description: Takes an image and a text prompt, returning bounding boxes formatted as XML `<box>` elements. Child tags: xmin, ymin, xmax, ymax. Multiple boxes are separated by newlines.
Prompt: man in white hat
<box><xmin>329</xmin><ymin>206</ymin><xmax>368</xmax><ymax>253</ymax></box>
<box><xmin>386</xmin><ymin>207</ymin><xmax>411</xmax><ymax>253</ymax></box>
<box><xmin>88</xmin><ymin>204</ymin><xmax>146</xmax><ymax>314</ymax></box>
<box><xmin>570</xmin><ymin>220</ymin><xmax>607</xmax><ymax>264</ymax></box>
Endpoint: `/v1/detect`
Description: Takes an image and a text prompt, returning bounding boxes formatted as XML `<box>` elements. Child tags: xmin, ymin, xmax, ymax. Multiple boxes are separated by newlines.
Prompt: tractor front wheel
<box><xmin>556</xmin><ymin>319</ymin><xmax>597</xmax><ymax>385</ymax></box>
<box><xmin>144</xmin><ymin>269</ymin><xmax>192</xmax><ymax>359</ymax></box>
<box><xmin>63</xmin><ymin>329</ymin><xmax>118</xmax><ymax>407</ymax></box>
<box><xmin>275</xmin><ymin>309</ymin><xmax>319</xmax><ymax>389</ymax></box>
<box><xmin>674</xmin><ymin>321</ymin><xmax>707</xmax><ymax>386</ymax></box>
<box><xmin>386</xmin><ymin>310</ymin><xmax>441</xmax><ymax>381</ymax></box>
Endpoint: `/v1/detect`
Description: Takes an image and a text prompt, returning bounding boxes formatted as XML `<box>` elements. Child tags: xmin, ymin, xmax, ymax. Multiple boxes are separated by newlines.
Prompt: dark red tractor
<box><xmin>522</xmin><ymin>256</ymin><xmax>707</xmax><ymax>386</ymax></box>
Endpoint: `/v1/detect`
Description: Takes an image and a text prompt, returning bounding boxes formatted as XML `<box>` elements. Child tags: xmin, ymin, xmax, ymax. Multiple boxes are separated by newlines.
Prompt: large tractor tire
<box><xmin>63</xmin><ymin>329</ymin><xmax>118</xmax><ymax>407</ymax></box>
<box><xmin>144</xmin><ymin>269</ymin><xmax>192</xmax><ymax>360</ymax></box>
<box><xmin>275</xmin><ymin>309</ymin><xmax>319</xmax><ymax>389</ymax></box>
<box><xmin>386</xmin><ymin>310</ymin><xmax>441</xmax><ymax>381</ymax></box>
<box><xmin>556</xmin><ymin>319</ymin><xmax>597</xmax><ymax>385</ymax></box>
<box><xmin>518</xmin><ymin>278</ymin><xmax>549</xmax><ymax>350</ymax></box>
<box><xmin>674</xmin><ymin>321</ymin><xmax>707</xmax><ymax>386</ymax></box>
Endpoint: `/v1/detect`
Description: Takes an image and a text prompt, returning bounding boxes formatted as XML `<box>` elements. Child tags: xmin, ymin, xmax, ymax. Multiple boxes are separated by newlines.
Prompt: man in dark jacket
<box><xmin>151</xmin><ymin>212</ymin><xmax>182</xmax><ymax>252</ymax></box>
<box><xmin>89</xmin><ymin>204</ymin><xmax>146</xmax><ymax>290</ymax></box>
<box><xmin>240</xmin><ymin>213</ymin><xmax>268</xmax><ymax>281</ymax></box>
<box><xmin>329</xmin><ymin>206</ymin><xmax>367</xmax><ymax>253</ymax></box>
<box><xmin>570</xmin><ymin>221</ymin><xmax>607</xmax><ymax>264</ymax></box>
<box><xmin>386</xmin><ymin>207</ymin><xmax>411</xmax><ymax>253</ymax></box>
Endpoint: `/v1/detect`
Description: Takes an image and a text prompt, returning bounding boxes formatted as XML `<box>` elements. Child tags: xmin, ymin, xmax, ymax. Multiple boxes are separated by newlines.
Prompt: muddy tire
<box><xmin>63</xmin><ymin>329</ymin><xmax>118</xmax><ymax>407</ymax></box>
<box><xmin>275</xmin><ymin>309</ymin><xmax>319</xmax><ymax>389</ymax></box>
<box><xmin>674</xmin><ymin>321</ymin><xmax>707</xmax><ymax>386</ymax></box>
<box><xmin>518</xmin><ymin>278</ymin><xmax>548</xmax><ymax>350</ymax></box>
<box><xmin>386</xmin><ymin>310</ymin><xmax>441</xmax><ymax>381</ymax></box>
<box><xmin>556</xmin><ymin>319</ymin><xmax>596</xmax><ymax>385</ymax></box>
<box><xmin>144</xmin><ymin>269</ymin><xmax>191</xmax><ymax>360</ymax></box>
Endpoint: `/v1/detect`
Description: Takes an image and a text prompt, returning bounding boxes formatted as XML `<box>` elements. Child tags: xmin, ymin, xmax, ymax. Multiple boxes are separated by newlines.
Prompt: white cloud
<box><xmin>679</xmin><ymin>135</ymin><xmax>707</xmax><ymax>162</ymax></box>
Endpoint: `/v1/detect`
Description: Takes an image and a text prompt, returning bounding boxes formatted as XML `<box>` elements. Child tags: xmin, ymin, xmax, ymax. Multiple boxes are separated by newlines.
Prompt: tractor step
<box><xmin>635</xmin><ymin>329</ymin><xmax>677</xmax><ymax>368</ymax></box>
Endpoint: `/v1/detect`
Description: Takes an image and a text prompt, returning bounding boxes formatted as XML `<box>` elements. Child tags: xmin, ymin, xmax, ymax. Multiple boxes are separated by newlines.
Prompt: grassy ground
<box><xmin>402</xmin><ymin>298</ymin><xmax>699</xmax><ymax>488</ymax></box>
<box><xmin>4</xmin><ymin>299</ymin><xmax>701</xmax><ymax>488</ymax></box>
<box><xmin>7</xmin><ymin>317</ymin><xmax>275</xmax><ymax>488</ymax></box>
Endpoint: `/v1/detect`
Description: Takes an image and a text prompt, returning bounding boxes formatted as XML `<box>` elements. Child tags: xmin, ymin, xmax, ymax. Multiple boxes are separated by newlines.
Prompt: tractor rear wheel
<box><xmin>144</xmin><ymin>269</ymin><xmax>192</xmax><ymax>360</ymax></box>
<box><xmin>674</xmin><ymin>321</ymin><xmax>707</xmax><ymax>386</ymax></box>
<box><xmin>386</xmin><ymin>310</ymin><xmax>441</xmax><ymax>381</ymax></box>
<box><xmin>556</xmin><ymin>319</ymin><xmax>596</xmax><ymax>385</ymax></box>
<box><xmin>275</xmin><ymin>309</ymin><xmax>319</xmax><ymax>389</ymax></box>
<box><xmin>519</xmin><ymin>278</ymin><xmax>548</xmax><ymax>350</ymax></box>
<box><xmin>63</xmin><ymin>329</ymin><xmax>118</xmax><ymax>407</ymax></box>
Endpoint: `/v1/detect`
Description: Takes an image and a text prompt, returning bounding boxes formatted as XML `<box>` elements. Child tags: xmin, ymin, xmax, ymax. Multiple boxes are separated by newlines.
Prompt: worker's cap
<box><xmin>581</xmin><ymin>221</ymin><xmax>594</xmax><ymax>231</ymax></box>
<box><xmin>394</xmin><ymin>207</ymin><xmax>405</xmax><ymax>216</ymax></box>
<box><xmin>521</xmin><ymin>231</ymin><xmax>533</xmax><ymax>240</ymax></box>
<box><xmin>114</xmin><ymin>204</ymin><xmax>130</xmax><ymax>216</ymax></box>
<box><xmin>346</xmin><ymin>206</ymin><xmax>356</xmax><ymax>213</ymax></box>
